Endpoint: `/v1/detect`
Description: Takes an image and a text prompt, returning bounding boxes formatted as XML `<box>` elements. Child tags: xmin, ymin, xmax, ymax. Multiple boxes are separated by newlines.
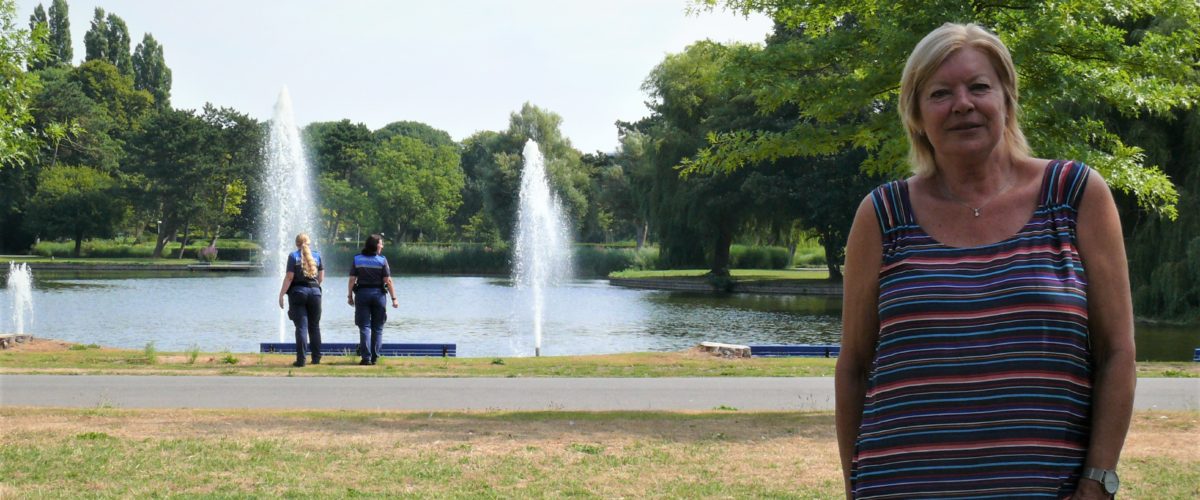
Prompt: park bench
<box><xmin>1193</xmin><ymin>347</ymin><xmax>1199</xmax><ymax>362</ymax></box>
<box><xmin>260</xmin><ymin>342</ymin><xmax>456</xmax><ymax>357</ymax></box>
<box><xmin>749</xmin><ymin>344</ymin><xmax>840</xmax><ymax>358</ymax></box>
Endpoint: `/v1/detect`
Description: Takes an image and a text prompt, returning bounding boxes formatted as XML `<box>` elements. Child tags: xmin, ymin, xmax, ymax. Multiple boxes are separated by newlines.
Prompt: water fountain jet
<box><xmin>261</xmin><ymin>87</ymin><xmax>320</xmax><ymax>342</ymax></box>
<box><xmin>513</xmin><ymin>140</ymin><xmax>573</xmax><ymax>356</ymax></box>
<box><xmin>7</xmin><ymin>262</ymin><xmax>33</xmax><ymax>336</ymax></box>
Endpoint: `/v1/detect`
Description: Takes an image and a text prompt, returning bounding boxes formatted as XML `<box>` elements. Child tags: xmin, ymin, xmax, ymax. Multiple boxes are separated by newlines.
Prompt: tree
<box><xmin>32</xmin><ymin>67</ymin><xmax>122</xmax><ymax>171</ymax></box>
<box><xmin>1</xmin><ymin>0</ymin><xmax>43</xmax><ymax>170</ymax></box>
<box><xmin>195</xmin><ymin>104</ymin><xmax>261</xmax><ymax>247</ymax></box>
<box><xmin>374</xmin><ymin>121</ymin><xmax>456</xmax><ymax>149</ymax></box>
<box><xmin>24</xmin><ymin>165</ymin><xmax>127</xmax><ymax>256</ymax></box>
<box><xmin>126</xmin><ymin>108</ymin><xmax>212</xmax><ymax>258</ymax></box>
<box><xmin>82</xmin><ymin>7</ymin><xmax>106</xmax><ymax>62</ymax></box>
<box><xmin>689</xmin><ymin>0</ymin><xmax>1199</xmax><ymax>219</ymax></box>
<box><xmin>71</xmin><ymin>59</ymin><xmax>153</xmax><ymax>137</ymax></box>
<box><xmin>465</xmin><ymin>103</ymin><xmax>591</xmax><ymax>242</ymax></box>
<box><xmin>46</xmin><ymin>0</ymin><xmax>69</xmax><ymax>66</ymax></box>
<box><xmin>28</xmin><ymin>0</ymin><xmax>69</xmax><ymax>69</ymax></box>
<box><xmin>304</xmin><ymin>120</ymin><xmax>372</xmax><ymax>178</ymax></box>
<box><xmin>304</xmin><ymin>120</ymin><xmax>373</xmax><ymax>242</ymax></box>
<box><xmin>26</xmin><ymin>4</ymin><xmax>47</xmax><ymax>70</ymax></box>
<box><xmin>365</xmin><ymin>135</ymin><xmax>464</xmax><ymax>241</ymax></box>
<box><xmin>132</xmin><ymin>33</ymin><xmax>171</xmax><ymax>109</ymax></box>
<box><xmin>83</xmin><ymin>8</ymin><xmax>133</xmax><ymax>76</ymax></box>
<box><xmin>103</xmin><ymin>12</ymin><xmax>132</xmax><ymax>75</ymax></box>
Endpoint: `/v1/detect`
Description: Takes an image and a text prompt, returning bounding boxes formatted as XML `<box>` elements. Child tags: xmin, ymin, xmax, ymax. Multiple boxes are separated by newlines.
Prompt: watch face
<box><xmin>1103</xmin><ymin>472</ymin><xmax>1119</xmax><ymax>494</ymax></box>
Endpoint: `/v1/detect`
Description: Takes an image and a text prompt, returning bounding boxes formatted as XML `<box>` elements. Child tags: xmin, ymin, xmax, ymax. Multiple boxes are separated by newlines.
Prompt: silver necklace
<box><xmin>937</xmin><ymin>174</ymin><xmax>1017</xmax><ymax>218</ymax></box>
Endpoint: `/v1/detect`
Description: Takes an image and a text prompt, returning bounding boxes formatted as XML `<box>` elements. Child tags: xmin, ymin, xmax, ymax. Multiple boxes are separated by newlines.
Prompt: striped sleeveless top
<box><xmin>852</xmin><ymin>161</ymin><xmax>1093</xmax><ymax>499</ymax></box>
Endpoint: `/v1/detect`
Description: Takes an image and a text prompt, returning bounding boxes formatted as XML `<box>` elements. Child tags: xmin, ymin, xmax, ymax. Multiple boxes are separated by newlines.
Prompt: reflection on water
<box><xmin>1</xmin><ymin>274</ymin><xmax>1196</xmax><ymax>360</ymax></box>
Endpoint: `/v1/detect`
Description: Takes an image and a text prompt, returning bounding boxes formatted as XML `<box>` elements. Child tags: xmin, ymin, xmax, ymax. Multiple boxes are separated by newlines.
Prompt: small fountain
<box><xmin>261</xmin><ymin>87</ymin><xmax>320</xmax><ymax>342</ymax></box>
<box><xmin>7</xmin><ymin>262</ymin><xmax>34</xmax><ymax>336</ymax></box>
<box><xmin>513</xmin><ymin>140</ymin><xmax>573</xmax><ymax>356</ymax></box>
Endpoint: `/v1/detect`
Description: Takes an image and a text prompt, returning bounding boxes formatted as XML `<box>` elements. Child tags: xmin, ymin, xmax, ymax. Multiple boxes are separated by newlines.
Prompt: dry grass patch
<box><xmin>2</xmin><ymin>408</ymin><xmax>1194</xmax><ymax>497</ymax></box>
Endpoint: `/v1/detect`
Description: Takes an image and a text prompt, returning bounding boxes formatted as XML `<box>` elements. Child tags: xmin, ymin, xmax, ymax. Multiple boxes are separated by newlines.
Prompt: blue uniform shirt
<box><xmin>287</xmin><ymin>250</ymin><xmax>323</xmax><ymax>287</ymax></box>
<box><xmin>350</xmin><ymin>253</ymin><xmax>390</xmax><ymax>288</ymax></box>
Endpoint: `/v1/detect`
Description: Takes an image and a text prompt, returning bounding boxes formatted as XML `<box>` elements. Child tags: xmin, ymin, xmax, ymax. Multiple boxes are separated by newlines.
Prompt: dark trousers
<box><xmin>354</xmin><ymin>287</ymin><xmax>387</xmax><ymax>362</ymax></box>
<box><xmin>288</xmin><ymin>286</ymin><xmax>322</xmax><ymax>361</ymax></box>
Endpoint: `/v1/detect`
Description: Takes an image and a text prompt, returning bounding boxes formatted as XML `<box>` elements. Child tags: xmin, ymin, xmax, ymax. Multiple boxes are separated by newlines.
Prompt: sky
<box><xmin>17</xmin><ymin>0</ymin><xmax>773</xmax><ymax>153</ymax></box>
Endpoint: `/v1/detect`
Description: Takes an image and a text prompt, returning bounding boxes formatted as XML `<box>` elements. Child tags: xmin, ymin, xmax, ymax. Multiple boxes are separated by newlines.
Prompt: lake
<box><xmin>1</xmin><ymin>274</ymin><xmax>1195</xmax><ymax>360</ymax></box>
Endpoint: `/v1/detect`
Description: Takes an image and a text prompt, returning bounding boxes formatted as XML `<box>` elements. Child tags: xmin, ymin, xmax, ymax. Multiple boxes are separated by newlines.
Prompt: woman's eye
<box><xmin>971</xmin><ymin>83</ymin><xmax>991</xmax><ymax>92</ymax></box>
<box><xmin>929</xmin><ymin>89</ymin><xmax>950</xmax><ymax>99</ymax></box>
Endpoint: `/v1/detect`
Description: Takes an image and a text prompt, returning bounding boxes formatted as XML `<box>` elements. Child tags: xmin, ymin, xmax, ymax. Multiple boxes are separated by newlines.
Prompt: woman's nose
<box><xmin>951</xmin><ymin>89</ymin><xmax>975</xmax><ymax>113</ymax></box>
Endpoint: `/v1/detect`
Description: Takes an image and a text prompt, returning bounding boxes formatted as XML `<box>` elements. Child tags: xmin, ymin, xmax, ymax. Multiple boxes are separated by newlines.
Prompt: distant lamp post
<box><xmin>156</xmin><ymin>220</ymin><xmax>162</xmax><ymax>238</ymax></box>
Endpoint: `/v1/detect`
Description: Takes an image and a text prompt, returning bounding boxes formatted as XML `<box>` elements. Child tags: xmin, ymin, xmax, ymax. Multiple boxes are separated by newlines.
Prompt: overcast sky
<box><xmin>17</xmin><ymin>0</ymin><xmax>772</xmax><ymax>153</ymax></box>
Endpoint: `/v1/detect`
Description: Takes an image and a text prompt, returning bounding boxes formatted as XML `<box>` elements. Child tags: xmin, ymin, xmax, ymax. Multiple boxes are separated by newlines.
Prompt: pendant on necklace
<box><xmin>972</xmin><ymin>208</ymin><xmax>981</xmax><ymax>217</ymax></box>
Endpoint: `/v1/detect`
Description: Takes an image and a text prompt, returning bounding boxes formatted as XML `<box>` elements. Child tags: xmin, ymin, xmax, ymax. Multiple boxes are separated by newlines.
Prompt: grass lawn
<box><xmin>610</xmin><ymin>268</ymin><xmax>830</xmax><ymax>280</ymax></box>
<box><xmin>0</xmin><ymin>408</ymin><xmax>1195</xmax><ymax>498</ymax></box>
<box><xmin>1</xmin><ymin>339</ymin><xmax>1196</xmax><ymax>378</ymax></box>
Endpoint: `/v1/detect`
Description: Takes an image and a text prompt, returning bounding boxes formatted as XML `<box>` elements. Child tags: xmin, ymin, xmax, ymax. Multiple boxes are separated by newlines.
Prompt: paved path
<box><xmin>2</xmin><ymin>375</ymin><xmax>1196</xmax><ymax>411</ymax></box>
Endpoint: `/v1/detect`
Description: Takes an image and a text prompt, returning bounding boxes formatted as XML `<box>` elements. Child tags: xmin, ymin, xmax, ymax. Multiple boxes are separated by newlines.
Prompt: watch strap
<box><xmin>1082</xmin><ymin>467</ymin><xmax>1119</xmax><ymax>495</ymax></box>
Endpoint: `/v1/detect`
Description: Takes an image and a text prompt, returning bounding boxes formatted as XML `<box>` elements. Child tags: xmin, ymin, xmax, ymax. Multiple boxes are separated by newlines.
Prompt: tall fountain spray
<box><xmin>513</xmin><ymin>140</ymin><xmax>573</xmax><ymax>356</ymax></box>
<box><xmin>7</xmin><ymin>262</ymin><xmax>34</xmax><ymax>335</ymax></box>
<box><xmin>261</xmin><ymin>87</ymin><xmax>320</xmax><ymax>342</ymax></box>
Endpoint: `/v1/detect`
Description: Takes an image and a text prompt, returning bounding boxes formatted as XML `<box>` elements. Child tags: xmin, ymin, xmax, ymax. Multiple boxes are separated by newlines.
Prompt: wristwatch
<box><xmin>1082</xmin><ymin>467</ymin><xmax>1119</xmax><ymax>495</ymax></box>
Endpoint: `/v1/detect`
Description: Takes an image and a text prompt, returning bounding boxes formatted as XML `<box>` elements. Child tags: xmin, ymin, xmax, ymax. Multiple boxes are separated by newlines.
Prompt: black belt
<box><xmin>354</xmin><ymin>285</ymin><xmax>386</xmax><ymax>291</ymax></box>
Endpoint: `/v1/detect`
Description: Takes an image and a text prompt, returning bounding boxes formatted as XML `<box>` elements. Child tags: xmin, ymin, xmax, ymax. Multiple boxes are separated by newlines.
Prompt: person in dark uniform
<box><xmin>347</xmin><ymin>233</ymin><xmax>399</xmax><ymax>365</ymax></box>
<box><xmin>277</xmin><ymin>233</ymin><xmax>324</xmax><ymax>367</ymax></box>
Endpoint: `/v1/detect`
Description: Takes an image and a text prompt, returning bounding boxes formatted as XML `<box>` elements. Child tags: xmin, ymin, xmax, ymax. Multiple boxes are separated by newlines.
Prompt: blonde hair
<box><xmin>898</xmin><ymin>22</ymin><xmax>1030</xmax><ymax>177</ymax></box>
<box><xmin>296</xmin><ymin>233</ymin><xmax>317</xmax><ymax>279</ymax></box>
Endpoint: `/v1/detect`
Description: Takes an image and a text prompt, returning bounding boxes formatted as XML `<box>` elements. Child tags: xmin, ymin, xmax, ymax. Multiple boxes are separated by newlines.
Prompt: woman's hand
<box><xmin>347</xmin><ymin>294</ymin><xmax>354</xmax><ymax>306</ymax></box>
<box><xmin>391</xmin><ymin>296</ymin><xmax>399</xmax><ymax>308</ymax></box>
<box><xmin>278</xmin><ymin>293</ymin><xmax>285</xmax><ymax>309</ymax></box>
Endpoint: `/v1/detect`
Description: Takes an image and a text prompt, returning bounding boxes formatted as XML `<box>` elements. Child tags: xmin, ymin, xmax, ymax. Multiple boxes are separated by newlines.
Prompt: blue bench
<box><xmin>1193</xmin><ymin>348</ymin><xmax>1199</xmax><ymax>362</ymax></box>
<box><xmin>749</xmin><ymin>344</ymin><xmax>840</xmax><ymax>358</ymax></box>
<box><xmin>260</xmin><ymin>342</ymin><xmax>456</xmax><ymax>357</ymax></box>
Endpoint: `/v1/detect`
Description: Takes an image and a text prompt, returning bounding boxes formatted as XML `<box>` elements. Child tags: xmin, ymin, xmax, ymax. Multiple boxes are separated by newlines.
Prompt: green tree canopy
<box><xmin>84</xmin><ymin>8</ymin><xmax>133</xmax><ymax>76</ymax></box>
<box><xmin>27</xmin><ymin>0</ymin><xmax>69</xmax><ymax>69</ymax></box>
<box><xmin>25</xmin><ymin>164</ymin><xmax>127</xmax><ymax>256</ymax></box>
<box><xmin>46</xmin><ymin>0</ymin><xmax>70</xmax><ymax>66</ymax></box>
<box><xmin>689</xmin><ymin>0</ymin><xmax>1200</xmax><ymax>218</ymax></box>
<box><xmin>366</xmin><ymin>135</ymin><xmax>464</xmax><ymax>241</ymax></box>
<box><xmin>373</xmin><ymin>120</ymin><xmax>457</xmax><ymax>149</ymax></box>
<box><xmin>132</xmin><ymin>33</ymin><xmax>171</xmax><ymax>109</ymax></box>
<box><xmin>1</xmin><ymin>0</ymin><xmax>43</xmax><ymax>168</ymax></box>
<box><xmin>71</xmin><ymin>59</ymin><xmax>153</xmax><ymax>137</ymax></box>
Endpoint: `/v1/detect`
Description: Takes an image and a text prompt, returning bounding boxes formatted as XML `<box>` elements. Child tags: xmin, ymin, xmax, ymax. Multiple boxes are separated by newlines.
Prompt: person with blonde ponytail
<box><xmin>278</xmin><ymin>233</ymin><xmax>325</xmax><ymax>367</ymax></box>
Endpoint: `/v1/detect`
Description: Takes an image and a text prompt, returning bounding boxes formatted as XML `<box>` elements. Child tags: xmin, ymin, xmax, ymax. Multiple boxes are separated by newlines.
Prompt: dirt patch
<box><xmin>0</xmin><ymin>337</ymin><xmax>79</xmax><ymax>353</ymax></box>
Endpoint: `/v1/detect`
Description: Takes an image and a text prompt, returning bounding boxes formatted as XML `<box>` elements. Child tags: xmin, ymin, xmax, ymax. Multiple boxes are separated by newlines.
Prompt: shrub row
<box><xmin>31</xmin><ymin>239</ymin><xmax>258</xmax><ymax>261</ymax></box>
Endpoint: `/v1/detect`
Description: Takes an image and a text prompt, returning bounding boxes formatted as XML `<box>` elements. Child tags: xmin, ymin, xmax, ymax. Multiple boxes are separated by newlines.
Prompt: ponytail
<box><xmin>296</xmin><ymin>233</ymin><xmax>318</xmax><ymax>279</ymax></box>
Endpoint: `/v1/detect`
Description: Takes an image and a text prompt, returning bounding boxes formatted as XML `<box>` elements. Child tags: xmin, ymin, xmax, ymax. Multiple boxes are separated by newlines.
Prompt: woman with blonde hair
<box><xmin>837</xmin><ymin>23</ymin><xmax>1134</xmax><ymax>499</ymax></box>
<box><xmin>278</xmin><ymin>233</ymin><xmax>324</xmax><ymax>367</ymax></box>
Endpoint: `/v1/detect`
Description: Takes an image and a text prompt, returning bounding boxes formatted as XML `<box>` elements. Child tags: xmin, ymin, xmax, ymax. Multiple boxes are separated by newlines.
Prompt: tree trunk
<box><xmin>209</xmin><ymin>186</ymin><xmax>230</xmax><ymax>248</ymax></box>
<box><xmin>635</xmin><ymin>221</ymin><xmax>648</xmax><ymax>251</ymax></box>
<box><xmin>710</xmin><ymin>224</ymin><xmax>733</xmax><ymax>278</ymax></box>
<box><xmin>328</xmin><ymin>212</ymin><xmax>341</xmax><ymax>245</ymax></box>
<box><xmin>824</xmin><ymin>241</ymin><xmax>843</xmax><ymax>281</ymax></box>
<box><xmin>73</xmin><ymin>229</ymin><xmax>83</xmax><ymax>257</ymax></box>
<box><xmin>152</xmin><ymin>227</ymin><xmax>174</xmax><ymax>259</ymax></box>
<box><xmin>176</xmin><ymin>219</ymin><xmax>190</xmax><ymax>259</ymax></box>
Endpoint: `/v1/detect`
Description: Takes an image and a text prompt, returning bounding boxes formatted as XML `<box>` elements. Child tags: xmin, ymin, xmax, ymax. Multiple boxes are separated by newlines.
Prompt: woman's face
<box><xmin>917</xmin><ymin>47</ymin><xmax>1008</xmax><ymax>165</ymax></box>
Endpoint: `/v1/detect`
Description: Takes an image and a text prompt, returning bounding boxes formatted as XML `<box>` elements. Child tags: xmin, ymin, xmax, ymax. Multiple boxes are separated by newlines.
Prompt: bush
<box><xmin>729</xmin><ymin>245</ymin><xmax>791</xmax><ymax>270</ymax></box>
<box><xmin>31</xmin><ymin>238</ymin><xmax>260</xmax><ymax>260</ymax></box>
<box><xmin>574</xmin><ymin>246</ymin><xmax>653</xmax><ymax>278</ymax></box>
<box><xmin>792</xmin><ymin>246</ymin><xmax>827</xmax><ymax>267</ymax></box>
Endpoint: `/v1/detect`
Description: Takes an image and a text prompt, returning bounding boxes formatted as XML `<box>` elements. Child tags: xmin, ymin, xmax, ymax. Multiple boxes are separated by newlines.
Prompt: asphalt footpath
<box><xmin>1</xmin><ymin>375</ymin><xmax>1197</xmax><ymax>411</ymax></box>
